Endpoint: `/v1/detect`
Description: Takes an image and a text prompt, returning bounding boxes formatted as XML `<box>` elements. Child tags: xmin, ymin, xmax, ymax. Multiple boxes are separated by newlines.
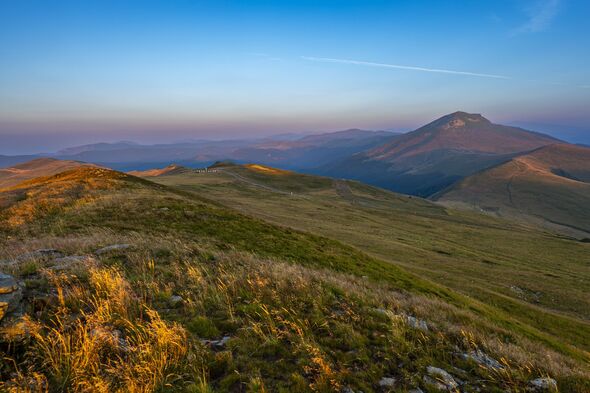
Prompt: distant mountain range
<box><xmin>0</xmin><ymin>129</ymin><xmax>398</xmax><ymax>172</ymax></box>
<box><xmin>1</xmin><ymin>112</ymin><xmax>587</xmax><ymax>232</ymax></box>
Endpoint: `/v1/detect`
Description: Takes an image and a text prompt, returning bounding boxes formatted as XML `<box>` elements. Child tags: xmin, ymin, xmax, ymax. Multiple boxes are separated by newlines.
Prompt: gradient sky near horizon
<box><xmin>1</xmin><ymin>0</ymin><xmax>589</xmax><ymax>154</ymax></box>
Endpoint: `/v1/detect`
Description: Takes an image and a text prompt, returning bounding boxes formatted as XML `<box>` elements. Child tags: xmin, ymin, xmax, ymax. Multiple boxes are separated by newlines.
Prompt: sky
<box><xmin>1</xmin><ymin>0</ymin><xmax>589</xmax><ymax>154</ymax></box>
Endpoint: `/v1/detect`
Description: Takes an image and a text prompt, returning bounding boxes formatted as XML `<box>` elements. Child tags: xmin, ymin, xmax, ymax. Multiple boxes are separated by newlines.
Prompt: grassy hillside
<box><xmin>435</xmin><ymin>144</ymin><xmax>590</xmax><ymax>238</ymax></box>
<box><xmin>146</xmin><ymin>164</ymin><xmax>590</xmax><ymax>356</ymax></box>
<box><xmin>0</xmin><ymin>158</ymin><xmax>94</xmax><ymax>189</ymax></box>
<box><xmin>0</xmin><ymin>165</ymin><xmax>588</xmax><ymax>391</ymax></box>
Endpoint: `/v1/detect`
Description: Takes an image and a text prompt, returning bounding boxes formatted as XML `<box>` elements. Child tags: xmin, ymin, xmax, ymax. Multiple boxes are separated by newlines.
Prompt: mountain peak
<box><xmin>431</xmin><ymin>112</ymin><xmax>491</xmax><ymax>130</ymax></box>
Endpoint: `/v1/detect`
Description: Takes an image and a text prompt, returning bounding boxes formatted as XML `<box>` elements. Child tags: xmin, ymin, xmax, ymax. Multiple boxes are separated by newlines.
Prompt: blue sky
<box><xmin>1</xmin><ymin>0</ymin><xmax>589</xmax><ymax>153</ymax></box>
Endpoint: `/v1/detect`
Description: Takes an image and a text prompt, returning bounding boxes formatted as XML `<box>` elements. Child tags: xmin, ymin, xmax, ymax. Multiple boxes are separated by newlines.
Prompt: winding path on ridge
<box><xmin>219</xmin><ymin>169</ymin><xmax>310</xmax><ymax>199</ymax></box>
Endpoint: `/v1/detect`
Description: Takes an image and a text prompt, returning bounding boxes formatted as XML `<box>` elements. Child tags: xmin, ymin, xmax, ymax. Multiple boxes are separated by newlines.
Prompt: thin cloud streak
<box><xmin>302</xmin><ymin>56</ymin><xmax>511</xmax><ymax>80</ymax></box>
<box><xmin>516</xmin><ymin>0</ymin><xmax>560</xmax><ymax>34</ymax></box>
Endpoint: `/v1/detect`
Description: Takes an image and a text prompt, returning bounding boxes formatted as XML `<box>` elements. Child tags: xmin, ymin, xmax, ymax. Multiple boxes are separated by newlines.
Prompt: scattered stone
<box><xmin>406</xmin><ymin>315</ymin><xmax>429</xmax><ymax>331</ymax></box>
<box><xmin>378</xmin><ymin>377</ymin><xmax>396</xmax><ymax>389</ymax></box>
<box><xmin>95</xmin><ymin>244</ymin><xmax>131</xmax><ymax>255</ymax></box>
<box><xmin>528</xmin><ymin>377</ymin><xmax>557</xmax><ymax>392</ymax></box>
<box><xmin>17</xmin><ymin>249</ymin><xmax>63</xmax><ymax>261</ymax></box>
<box><xmin>0</xmin><ymin>273</ymin><xmax>23</xmax><ymax>322</ymax></box>
<box><xmin>53</xmin><ymin>255</ymin><xmax>95</xmax><ymax>264</ymax></box>
<box><xmin>169</xmin><ymin>295</ymin><xmax>183</xmax><ymax>307</ymax></box>
<box><xmin>49</xmin><ymin>255</ymin><xmax>97</xmax><ymax>272</ymax></box>
<box><xmin>202</xmin><ymin>335</ymin><xmax>231</xmax><ymax>349</ymax></box>
<box><xmin>463</xmin><ymin>349</ymin><xmax>504</xmax><ymax>370</ymax></box>
<box><xmin>423</xmin><ymin>366</ymin><xmax>458</xmax><ymax>391</ymax></box>
<box><xmin>408</xmin><ymin>389</ymin><xmax>424</xmax><ymax>393</ymax></box>
<box><xmin>341</xmin><ymin>387</ymin><xmax>355</xmax><ymax>393</ymax></box>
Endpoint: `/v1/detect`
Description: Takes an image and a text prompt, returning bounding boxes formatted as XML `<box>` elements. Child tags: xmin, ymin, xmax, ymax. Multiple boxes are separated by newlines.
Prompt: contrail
<box><xmin>301</xmin><ymin>56</ymin><xmax>511</xmax><ymax>80</ymax></box>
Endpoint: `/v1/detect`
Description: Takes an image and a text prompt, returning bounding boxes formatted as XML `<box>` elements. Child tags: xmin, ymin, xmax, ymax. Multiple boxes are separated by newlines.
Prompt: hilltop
<box><xmin>319</xmin><ymin>112</ymin><xmax>561</xmax><ymax>196</ymax></box>
<box><xmin>0</xmin><ymin>158</ymin><xmax>96</xmax><ymax>189</ymax></box>
<box><xmin>435</xmin><ymin>143</ymin><xmax>590</xmax><ymax>237</ymax></box>
<box><xmin>1</xmin><ymin>159</ymin><xmax>588</xmax><ymax>391</ymax></box>
<box><xmin>128</xmin><ymin>164</ymin><xmax>191</xmax><ymax>177</ymax></box>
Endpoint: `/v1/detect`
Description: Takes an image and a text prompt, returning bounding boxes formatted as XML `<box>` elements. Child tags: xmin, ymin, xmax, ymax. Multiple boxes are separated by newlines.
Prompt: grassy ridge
<box><xmin>146</xmin><ymin>166</ymin><xmax>590</xmax><ymax>357</ymax></box>
<box><xmin>0</xmin><ymin>166</ymin><xmax>589</xmax><ymax>391</ymax></box>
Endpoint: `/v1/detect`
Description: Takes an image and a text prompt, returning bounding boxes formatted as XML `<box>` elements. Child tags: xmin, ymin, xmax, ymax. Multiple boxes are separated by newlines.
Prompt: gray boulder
<box><xmin>528</xmin><ymin>377</ymin><xmax>557</xmax><ymax>391</ymax></box>
<box><xmin>406</xmin><ymin>315</ymin><xmax>429</xmax><ymax>331</ymax></box>
<box><xmin>17</xmin><ymin>249</ymin><xmax>63</xmax><ymax>261</ymax></box>
<box><xmin>0</xmin><ymin>272</ymin><xmax>23</xmax><ymax>322</ymax></box>
<box><xmin>378</xmin><ymin>376</ymin><xmax>396</xmax><ymax>389</ymax></box>
<box><xmin>169</xmin><ymin>295</ymin><xmax>183</xmax><ymax>307</ymax></box>
<box><xmin>201</xmin><ymin>335</ymin><xmax>231</xmax><ymax>349</ymax></box>
<box><xmin>463</xmin><ymin>349</ymin><xmax>503</xmax><ymax>370</ymax></box>
<box><xmin>423</xmin><ymin>366</ymin><xmax>458</xmax><ymax>391</ymax></box>
<box><xmin>50</xmin><ymin>255</ymin><xmax>97</xmax><ymax>271</ymax></box>
<box><xmin>95</xmin><ymin>244</ymin><xmax>131</xmax><ymax>255</ymax></box>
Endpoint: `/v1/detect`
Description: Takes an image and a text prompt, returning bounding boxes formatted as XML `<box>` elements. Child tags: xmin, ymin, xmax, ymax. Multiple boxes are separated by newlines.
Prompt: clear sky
<box><xmin>1</xmin><ymin>0</ymin><xmax>589</xmax><ymax>153</ymax></box>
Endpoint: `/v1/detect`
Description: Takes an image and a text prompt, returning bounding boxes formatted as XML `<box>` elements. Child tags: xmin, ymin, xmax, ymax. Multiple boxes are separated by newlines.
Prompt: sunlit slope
<box><xmin>0</xmin><ymin>157</ymin><xmax>95</xmax><ymax>189</ymax></box>
<box><xmin>146</xmin><ymin>162</ymin><xmax>590</xmax><ymax>355</ymax></box>
<box><xmin>435</xmin><ymin>144</ymin><xmax>590</xmax><ymax>237</ymax></box>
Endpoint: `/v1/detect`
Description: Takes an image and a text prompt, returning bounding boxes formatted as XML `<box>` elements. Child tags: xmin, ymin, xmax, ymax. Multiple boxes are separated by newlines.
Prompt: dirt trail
<box><xmin>333</xmin><ymin>180</ymin><xmax>358</xmax><ymax>204</ymax></box>
<box><xmin>220</xmin><ymin>169</ymin><xmax>309</xmax><ymax>199</ymax></box>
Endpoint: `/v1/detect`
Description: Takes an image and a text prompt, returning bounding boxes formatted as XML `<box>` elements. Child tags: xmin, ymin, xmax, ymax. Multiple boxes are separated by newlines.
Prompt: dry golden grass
<box><xmin>1</xmin><ymin>232</ymin><xmax>586</xmax><ymax>391</ymax></box>
<box><xmin>2</xmin><ymin>264</ymin><xmax>196</xmax><ymax>392</ymax></box>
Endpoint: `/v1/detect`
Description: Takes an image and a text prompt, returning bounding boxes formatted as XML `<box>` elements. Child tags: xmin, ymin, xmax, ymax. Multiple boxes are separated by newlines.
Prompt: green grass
<box><xmin>2</xmin><ymin>232</ymin><xmax>587</xmax><ymax>392</ymax></box>
<box><xmin>147</xmin><ymin>167</ymin><xmax>590</xmax><ymax>358</ymax></box>
<box><xmin>1</xmin><ymin>165</ymin><xmax>589</xmax><ymax>391</ymax></box>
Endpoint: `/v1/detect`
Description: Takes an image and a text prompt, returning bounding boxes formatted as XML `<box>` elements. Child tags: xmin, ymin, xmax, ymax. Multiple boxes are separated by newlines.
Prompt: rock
<box><xmin>408</xmin><ymin>389</ymin><xmax>424</xmax><ymax>393</ymax></box>
<box><xmin>202</xmin><ymin>335</ymin><xmax>231</xmax><ymax>349</ymax></box>
<box><xmin>95</xmin><ymin>244</ymin><xmax>131</xmax><ymax>255</ymax></box>
<box><xmin>423</xmin><ymin>366</ymin><xmax>458</xmax><ymax>391</ymax></box>
<box><xmin>17</xmin><ymin>249</ymin><xmax>63</xmax><ymax>261</ymax></box>
<box><xmin>373</xmin><ymin>308</ymin><xmax>394</xmax><ymax>317</ymax></box>
<box><xmin>406</xmin><ymin>315</ymin><xmax>429</xmax><ymax>331</ymax></box>
<box><xmin>50</xmin><ymin>255</ymin><xmax>96</xmax><ymax>271</ymax></box>
<box><xmin>53</xmin><ymin>255</ymin><xmax>95</xmax><ymax>264</ymax></box>
<box><xmin>463</xmin><ymin>349</ymin><xmax>504</xmax><ymax>370</ymax></box>
<box><xmin>169</xmin><ymin>295</ymin><xmax>183</xmax><ymax>307</ymax></box>
<box><xmin>528</xmin><ymin>377</ymin><xmax>557</xmax><ymax>391</ymax></box>
<box><xmin>378</xmin><ymin>377</ymin><xmax>396</xmax><ymax>389</ymax></box>
<box><xmin>215</xmin><ymin>335</ymin><xmax>231</xmax><ymax>348</ymax></box>
<box><xmin>341</xmin><ymin>387</ymin><xmax>355</xmax><ymax>393</ymax></box>
<box><xmin>0</xmin><ymin>273</ymin><xmax>23</xmax><ymax>322</ymax></box>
